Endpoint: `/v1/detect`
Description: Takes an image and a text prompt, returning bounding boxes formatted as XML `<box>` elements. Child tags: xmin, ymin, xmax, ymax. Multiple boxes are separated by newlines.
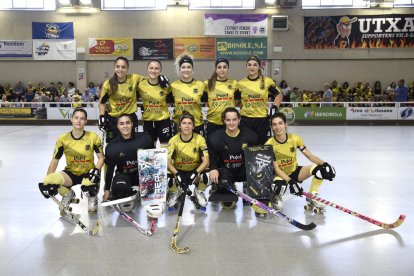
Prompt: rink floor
<box><xmin>0</xmin><ymin>124</ymin><xmax>413</xmax><ymax>275</ymax></box>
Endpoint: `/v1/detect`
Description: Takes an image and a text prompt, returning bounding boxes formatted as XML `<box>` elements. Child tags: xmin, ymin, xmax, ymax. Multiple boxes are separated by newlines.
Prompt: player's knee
<box><xmin>43</xmin><ymin>172</ymin><xmax>64</xmax><ymax>186</ymax></box>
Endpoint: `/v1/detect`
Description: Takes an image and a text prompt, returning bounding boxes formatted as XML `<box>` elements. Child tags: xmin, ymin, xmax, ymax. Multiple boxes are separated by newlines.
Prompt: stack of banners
<box><xmin>32</xmin><ymin>22</ymin><xmax>76</xmax><ymax>60</ymax></box>
<box><xmin>133</xmin><ymin>39</ymin><xmax>173</xmax><ymax>60</ymax></box>
<box><xmin>0</xmin><ymin>40</ymin><xmax>32</xmax><ymax>57</ymax></box>
<box><xmin>89</xmin><ymin>38</ymin><xmax>132</xmax><ymax>56</ymax></box>
<box><xmin>204</xmin><ymin>14</ymin><xmax>268</xmax><ymax>36</ymax></box>
<box><xmin>304</xmin><ymin>14</ymin><xmax>414</xmax><ymax>49</ymax></box>
<box><xmin>173</xmin><ymin>37</ymin><xmax>216</xmax><ymax>59</ymax></box>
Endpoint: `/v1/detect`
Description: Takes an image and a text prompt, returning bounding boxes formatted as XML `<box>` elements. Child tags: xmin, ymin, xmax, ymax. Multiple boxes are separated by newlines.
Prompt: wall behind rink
<box><xmin>0</xmin><ymin>1</ymin><xmax>413</xmax><ymax>90</ymax></box>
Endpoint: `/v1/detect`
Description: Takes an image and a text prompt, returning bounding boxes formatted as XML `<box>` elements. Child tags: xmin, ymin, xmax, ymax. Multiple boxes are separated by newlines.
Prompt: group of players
<box><xmin>38</xmin><ymin>53</ymin><xmax>336</xmax><ymax>219</ymax></box>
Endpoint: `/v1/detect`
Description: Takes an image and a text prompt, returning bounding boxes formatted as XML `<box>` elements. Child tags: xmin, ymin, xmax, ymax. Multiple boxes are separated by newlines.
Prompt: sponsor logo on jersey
<box><xmin>119</xmin><ymin>152</ymin><xmax>126</xmax><ymax>157</ymax></box>
<box><xmin>193</xmin><ymin>88</ymin><xmax>198</xmax><ymax>94</ymax></box>
<box><xmin>242</xmin><ymin>143</ymin><xmax>247</xmax><ymax>149</ymax></box>
<box><xmin>290</xmin><ymin>147</ymin><xmax>294</xmax><ymax>153</ymax></box>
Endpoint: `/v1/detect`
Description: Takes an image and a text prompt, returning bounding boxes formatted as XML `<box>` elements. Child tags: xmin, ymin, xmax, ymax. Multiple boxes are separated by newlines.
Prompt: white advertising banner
<box><xmin>0</xmin><ymin>40</ymin><xmax>32</xmax><ymax>57</ymax></box>
<box><xmin>47</xmin><ymin>107</ymin><xmax>98</xmax><ymax>120</ymax></box>
<box><xmin>33</xmin><ymin>39</ymin><xmax>76</xmax><ymax>60</ymax></box>
<box><xmin>397</xmin><ymin>106</ymin><xmax>414</xmax><ymax>120</ymax></box>
<box><xmin>204</xmin><ymin>14</ymin><xmax>267</xmax><ymax>36</ymax></box>
<box><xmin>346</xmin><ymin>107</ymin><xmax>398</xmax><ymax>120</ymax></box>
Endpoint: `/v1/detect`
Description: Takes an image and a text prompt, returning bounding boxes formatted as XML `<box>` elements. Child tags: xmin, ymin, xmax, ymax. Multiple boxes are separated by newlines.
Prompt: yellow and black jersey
<box><xmin>53</xmin><ymin>131</ymin><xmax>103</xmax><ymax>176</ymax></box>
<box><xmin>100</xmin><ymin>73</ymin><xmax>144</xmax><ymax>117</ymax></box>
<box><xmin>169</xmin><ymin>80</ymin><xmax>206</xmax><ymax>127</ymax></box>
<box><xmin>265</xmin><ymin>133</ymin><xmax>305</xmax><ymax>175</ymax></box>
<box><xmin>138</xmin><ymin>79</ymin><xmax>170</xmax><ymax>121</ymax></box>
<box><xmin>4</xmin><ymin>87</ymin><xmax>13</xmax><ymax>96</ymax></box>
<box><xmin>168</xmin><ymin>133</ymin><xmax>208</xmax><ymax>172</ymax></box>
<box><xmin>204</xmin><ymin>79</ymin><xmax>237</xmax><ymax>125</ymax></box>
<box><xmin>236</xmin><ymin>76</ymin><xmax>280</xmax><ymax>118</ymax></box>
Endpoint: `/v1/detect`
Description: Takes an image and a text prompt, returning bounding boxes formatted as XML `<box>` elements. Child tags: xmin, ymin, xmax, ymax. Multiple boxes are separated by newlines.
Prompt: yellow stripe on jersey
<box><xmin>204</xmin><ymin>79</ymin><xmax>237</xmax><ymax>125</ymax></box>
<box><xmin>169</xmin><ymin>80</ymin><xmax>206</xmax><ymax>127</ymax></box>
<box><xmin>168</xmin><ymin>133</ymin><xmax>208</xmax><ymax>172</ymax></box>
<box><xmin>138</xmin><ymin>79</ymin><xmax>170</xmax><ymax>121</ymax></box>
<box><xmin>236</xmin><ymin>77</ymin><xmax>276</xmax><ymax>118</ymax></box>
<box><xmin>265</xmin><ymin>133</ymin><xmax>305</xmax><ymax>175</ymax></box>
<box><xmin>100</xmin><ymin>74</ymin><xmax>144</xmax><ymax>117</ymax></box>
<box><xmin>53</xmin><ymin>131</ymin><xmax>103</xmax><ymax>176</ymax></box>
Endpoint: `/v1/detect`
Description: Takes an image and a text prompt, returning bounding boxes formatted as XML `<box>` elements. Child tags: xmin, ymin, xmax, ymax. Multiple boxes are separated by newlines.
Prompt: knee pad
<box><xmin>42</xmin><ymin>172</ymin><xmax>69</xmax><ymax>197</ymax></box>
<box><xmin>272</xmin><ymin>177</ymin><xmax>288</xmax><ymax>196</ymax></box>
<box><xmin>200</xmin><ymin>172</ymin><xmax>210</xmax><ymax>186</ymax></box>
<box><xmin>43</xmin><ymin>172</ymin><xmax>64</xmax><ymax>185</ymax></box>
<box><xmin>81</xmin><ymin>183</ymin><xmax>98</xmax><ymax>198</ymax></box>
<box><xmin>311</xmin><ymin>163</ymin><xmax>335</xmax><ymax>181</ymax></box>
<box><xmin>111</xmin><ymin>173</ymin><xmax>132</xmax><ymax>199</ymax></box>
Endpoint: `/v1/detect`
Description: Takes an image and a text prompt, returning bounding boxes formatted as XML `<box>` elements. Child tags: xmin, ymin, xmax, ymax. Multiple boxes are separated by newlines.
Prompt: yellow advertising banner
<box><xmin>173</xmin><ymin>37</ymin><xmax>216</xmax><ymax>59</ymax></box>
<box><xmin>88</xmin><ymin>38</ymin><xmax>132</xmax><ymax>56</ymax></box>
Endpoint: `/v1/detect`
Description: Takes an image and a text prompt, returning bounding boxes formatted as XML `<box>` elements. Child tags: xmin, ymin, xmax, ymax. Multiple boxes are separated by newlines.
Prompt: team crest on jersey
<box><xmin>193</xmin><ymin>88</ymin><xmax>198</xmax><ymax>94</ymax></box>
<box><xmin>242</xmin><ymin>143</ymin><xmax>247</xmax><ymax>149</ymax></box>
<box><xmin>159</xmin><ymin>91</ymin><xmax>164</xmax><ymax>96</ymax></box>
<box><xmin>193</xmin><ymin>148</ymin><xmax>197</xmax><ymax>153</ymax></box>
<box><xmin>128</xmin><ymin>86</ymin><xmax>133</xmax><ymax>92</ymax></box>
<box><xmin>85</xmin><ymin>145</ymin><xmax>91</xmax><ymax>151</ymax></box>
<box><xmin>228</xmin><ymin>85</ymin><xmax>233</xmax><ymax>90</ymax></box>
<box><xmin>290</xmin><ymin>147</ymin><xmax>294</xmax><ymax>152</ymax></box>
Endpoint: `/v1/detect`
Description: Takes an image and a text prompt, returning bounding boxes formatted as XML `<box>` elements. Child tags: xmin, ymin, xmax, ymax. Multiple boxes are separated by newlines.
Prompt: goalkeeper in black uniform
<box><xmin>208</xmin><ymin>107</ymin><xmax>258</xmax><ymax>208</ymax></box>
<box><xmin>103</xmin><ymin>114</ymin><xmax>153</xmax><ymax>212</ymax></box>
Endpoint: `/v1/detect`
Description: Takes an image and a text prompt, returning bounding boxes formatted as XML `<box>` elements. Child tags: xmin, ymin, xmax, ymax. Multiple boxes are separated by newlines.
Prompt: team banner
<box><xmin>89</xmin><ymin>38</ymin><xmax>132</xmax><ymax>56</ymax></box>
<box><xmin>133</xmin><ymin>39</ymin><xmax>173</xmax><ymax>60</ymax></box>
<box><xmin>0</xmin><ymin>40</ymin><xmax>32</xmax><ymax>57</ymax></box>
<box><xmin>216</xmin><ymin>37</ymin><xmax>267</xmax><ymax>59</ymax></box>
<box><xmin>32</xmin><ymin>22</ymin><xmax>74</xmax><ymax>39</ymax></box>
<box><xmin>204</xmin><ymin>14</ymin><xmax>268</xmax><ymax>36</ymax></box>
<box><xmin>346</xmin><ymin>107</ymin><xmax>397</xmax><ymax>120</ymax></box>
<box><xmin>304</xmin><ymin>14</ymin><xmax>414</xmax><ymax>49</ymax></box>
<box><xmin>173</xmin><ymin>37</ymin><xmax>216</xmax><ymax>59</ymax></box>
<box><xmin>33</xmin><ymin>40</ymin><xmax>76</xmax><ymax>60</ymax></box>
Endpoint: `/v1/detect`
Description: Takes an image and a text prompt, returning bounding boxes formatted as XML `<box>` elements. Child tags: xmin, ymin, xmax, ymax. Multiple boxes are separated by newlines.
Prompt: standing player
<box><xmin>236</xmin><ymin>55</ymin><xmax>283</xmax><ymax>145</ymax></box>
<box><xmin>204</xmin><ymin>58</ymin><xmax>237</xmax><ymax>137</ymax></box>
<box><xmin>167</xmin><ymin>112</ymin><xmax>209</xmax><ymax>210</ymax></box>
<box><xmin>99</xmin><ymin>56</ymin><xmax>144</xmax><ymax>142</ymax></box>
<box><xmin>208</xmin><ymin>107</ymin><xmax>258</xmax><ymax>208</ymax></box>
<box><xmin>265</xmin><ymin>112</ymin><xmax>336</xmax><ymax>213</ymax></box>
<box><xmin>103</xmin><ymin>114</ymin><xmax>153</xmax><ymax>212</ymax></box>
<box><xmin>38</xmin><ymin>108</ymin><xmax>104</xmax><ymax>214</ymax></box>
<box><xmin>137</xmin><ymin>59</ymin><xmax>171</xmax><ymax>147</ymax></box>
<box><xmin>169</xmin><ymin>53</ymin><xmax>206</xmax><ymax>136</ymax></box>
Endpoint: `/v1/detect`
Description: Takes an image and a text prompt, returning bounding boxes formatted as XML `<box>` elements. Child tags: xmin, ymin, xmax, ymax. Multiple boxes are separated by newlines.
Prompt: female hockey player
<box><xmin>169</xmin><ymin>53</ymin><xmax>206</xmax><ymax>136</ymax></box>
<box><xmin>236</xmin><ymin>55</ymin><xmax>283</xmax><ymax>145</ymax></box>
<box><xmin>204</xmin><ymin>58</ymin><xmax>237</xmax><ymax>137</ymax></box>
<box><xmin>103</xmin><ymin>114</ymin><xmax>153</xmax><ymax>212</ymax></box>
<box><xmin>137</xmin><ymin>59</ymin><xmax>171</xmax><ymax>147</ymax></box>
<box><xmin>167</xmin><ymin>111</ymin><xmax>209</xmax><ymax>210</ymax></box>
<box><xmin>208</xmin><ymin>107</ymin><xmax>258</xmax><ymax>209</ymax></box>
<box><xmin>265</xmin><ymin>112</ymin><xmax>336</xmax><ymax>213</ymax></box>
<box><xmin>38</xmin><ymin>108</ymin><xmax>104</xmax><ymax>214</ymax></box>
<box><xmin>98</xmin><ymin>56</ymin><xmax>144</xmax><ymax>142</ymax></box>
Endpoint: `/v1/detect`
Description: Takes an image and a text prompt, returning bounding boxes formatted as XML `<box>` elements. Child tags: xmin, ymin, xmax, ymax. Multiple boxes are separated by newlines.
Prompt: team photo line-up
<box><xmin>38</xmin><ymin>52</ymin><xmax>343</xmax><ymax>234</ymax></box>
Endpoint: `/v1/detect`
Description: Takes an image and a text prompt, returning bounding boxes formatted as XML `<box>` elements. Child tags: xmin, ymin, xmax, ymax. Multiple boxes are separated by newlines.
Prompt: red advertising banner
<box><xmin>173</xmin><ymin>37</ymin><xmax>216</xmax><ymax>59</ymax></box>
<box><xmin>89</xmin><ymin>38</ymin><xmax>132</xmax><ymax>56</ymax></box>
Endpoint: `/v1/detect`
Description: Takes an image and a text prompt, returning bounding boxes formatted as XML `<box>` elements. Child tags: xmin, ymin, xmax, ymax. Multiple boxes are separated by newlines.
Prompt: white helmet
<box><xmin>144</xmin><ymin>204</ymin><xmax>164</xmax><ymax>219</ymax></box>
<box><xmin>119</xmin><ymin>200</ymin><xmax>136</xmax><ymax>212</ymax></box>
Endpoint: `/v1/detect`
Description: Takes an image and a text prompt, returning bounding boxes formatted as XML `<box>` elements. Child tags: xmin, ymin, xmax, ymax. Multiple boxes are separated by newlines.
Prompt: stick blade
<box><xmin>171</xmin><ymin>237</ymin><xmax>190</xmax><ymax>254</ymax></box>
<box><xmin>381</xmin><ymin>215</ymin><xmax>406</xmax><ymax>229</ymax></box>
<box><xmin>89</xmin><ymin>220</ymin><xmax>101</xmax><ymax>236</ymax></box>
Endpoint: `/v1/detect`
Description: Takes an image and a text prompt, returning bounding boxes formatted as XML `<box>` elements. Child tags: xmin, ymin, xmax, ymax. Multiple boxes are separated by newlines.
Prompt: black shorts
<box><xmin>106</xmin><ymin>113</ymin><xmax>139</xmax><ymax>143</ymax></box>
<box><xmin>143</xmin><ymin>118</ymin><xmax>172</xmax><ymax>143</ymax></box>
<box><xmin>63</xmin><ymin>170</ymin><xmax>88</xmax><ymax>185</ymax></box>
<box><xmin>206</xmin><ymin>122</ymin><xmax>224</xmax><ymax>139</ymax></box>
<box><xmin>288</xmin><ymin>166</ymin><xmax>303</xmax><ymax>182</ymax></box>
<box><xmin>240</xmin><ymin>116</ymin><xmax>270</xmax><ymax>145</ymax></box>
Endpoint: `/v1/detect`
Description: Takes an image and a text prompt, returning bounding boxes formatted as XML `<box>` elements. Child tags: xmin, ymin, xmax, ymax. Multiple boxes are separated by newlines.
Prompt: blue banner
<box><xmin>32</xmin><ymin>22</ymin><xmax>74</xmax><ymax>39</ymax></box>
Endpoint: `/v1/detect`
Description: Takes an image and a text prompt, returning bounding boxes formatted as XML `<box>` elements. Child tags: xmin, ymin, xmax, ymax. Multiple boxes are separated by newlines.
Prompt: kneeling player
<box><xmin>208</xmin><ymin>107</ymin><xmax>258</xmax><ymax>209</ymax></box>
<box><xmin>38</xmin><ymin>108</ymin><xmax>104</xmax><ymax>214</ymax></box>
<box><xmin>265</xmin><ymin>112</ymin><xmax>336</xmax><ymax>213</ymax></box>
<box><xmin>103</xmin><ymin>114</ymin><xmax>153</xmax><ymax>213</ymax></box>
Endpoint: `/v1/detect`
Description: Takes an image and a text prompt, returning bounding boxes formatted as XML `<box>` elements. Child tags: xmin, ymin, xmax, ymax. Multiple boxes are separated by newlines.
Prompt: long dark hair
<box><xmin>109</xmin><ymin>56</ymin><xmax>129</xmax><ymax>95</ymax></box>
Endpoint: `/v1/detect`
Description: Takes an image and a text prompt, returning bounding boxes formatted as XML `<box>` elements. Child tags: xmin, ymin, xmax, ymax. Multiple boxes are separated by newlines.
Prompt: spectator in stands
<box><xmin>82</xmin><ymin>88</ymin><xmax>91</xmax><ymax>102</ymax></box>
<box><xmin>37</xmin><ymin>82</ymin><xmax>45</xmax><ymax>92</ymax></box>
<box><xmin>386</xmin><ymin>81</ymin><xmax>396</xmax><ymax>100</ymax></box>
<box><xmin>394</xmin><ymin>79</ymin><xmax>408</xmax><ymax>102</ymax></box>
<box><xmin>59</xmin><ymin>90</ymin><xmax>71</xmax><ymax>107</ymax></box>
<box><xmin>341</xmin><ymin>81</ymin><xmax>350</xmax><ymax>97</ymax></box>
<box><xmin>67</xmin><ymin>82</ymin><xmax>76</xmax><ymax>95</ymax></box>
<box><xmin>56</xmin><ymin>81</ymin><xmax>66</xmax><ymax>96</ymax></box>
<box><xmin>331</xmin><ymin>80</ymin><xmax>340</xmax><ymax>101</ymax></box>
<box><xmin>25</xmin><ymin>86</ymin><xmax>35</xmax><ymax>102</ymax></box>
<box><xmin>279</xmin><ymin>80</ymin><xmax>291</xmax><ymax>103</ymax></box>
<box><xmin>85</xmin><ymin>81</ymin><xmax>97</xmax><ymax>96</ymax></box>
<box><xmin>290</xmin><ymin>87</ymin><xmax>300</xmax><ymax>102</ymax></box>
<box><xmin>47</xmin><ymin>82</ymin><xmax>58</xmax><ymax>96</ymax></box>
<box><xmin>322</xmin><ymin>83</ymin><xmax>333</xmax><ymax>106</ymax></box>
<box><xmin>373</xmin><ymin>81</ymin><xmax>382</xmax><ymax>102</ymax></box>
<box><xmin>72</xmin><ymin>94</ymin><xmax>83</xmax><ymax>108</ymax></box>
<box><xmin>4</xmin><ymin>83</ymin><xmax>13</xmax><ymax>101</ymax></box>
<box><xmin>14</xmin><ymin>81</ymin><xmax>26</xmax><ymax>97</ymax></box>
<box><xmin>1</xmin><ymin>95</ymin><xmax>10</xmax><ymax>106</ymax></box>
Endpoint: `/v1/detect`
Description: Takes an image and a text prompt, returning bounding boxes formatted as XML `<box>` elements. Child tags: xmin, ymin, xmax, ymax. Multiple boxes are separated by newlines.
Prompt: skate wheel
<box><xmin>200</xmin><ymin>207</ymin><xmax>206</xmax><ymax>212</ymax></box>
<box><xmin>220</xmin><ymin>201</ymin><xmax>236</xmax><ymax>209</ymax></box>
<box><xmin>304</xmin><ymin>204</ymin><xmax>311</xmax><ymax>211</ymax></box>
<box><xmin>168</xmin><ymin>207</ymin><xmax>175</xmax><ymax>212</ymax></box>
<box><xmin>71</xmin><ymin>198</ymin><xmax>80</xmax><ymax>204</ymax></box>
<box><xmin>313</xmin><ymin>208</ymin><xmax>319</xmax><ymax>214</ymax></box>
<box><xmin>68</xmin><ymin>207</ymin><xmax>72</xmax><ymax>212</ymax></box>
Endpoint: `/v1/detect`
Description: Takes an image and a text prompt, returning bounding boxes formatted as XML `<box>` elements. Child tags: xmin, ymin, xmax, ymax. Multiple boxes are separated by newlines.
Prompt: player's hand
<box><xmin>88</xmin><ymin>168</ymin><xmax>101</xmax><ymax>184</ymax></box>
<box><xmin>189</xmin><ymin>170</ymin><xmax>200</xmax><ymax>184</ymax></box>
<box><xmin>98</xmin><ymin>115</ymin><xmax>108</xmax><ymax>132</ymax></box>
<box><xmin>209</xmin><ymin>169</ymin><xmax>219</xmax><ymax>184</ymax></box>
<box><xmin>288</xmin><ymin>179</ymin><xmax>303</xmax><ymax>196</ymax></box>
<box><xmin>159</xmin><ymin>75</ymin><xmax>169</xmax><ymax>88</ymax></box>
<box><xmin>102</xmin><ymin>190</ymin><xmax>111</xmax><ymax>202</ymax></box>
<box><xmin>175</xmin><ymin>172</ymin><xmax>185</xmax><ymax>188</ymax></box>
<box><xmin>269</xmin><ymin>105</ymin><xmax>279</xmax><ymax>117</ymax></box>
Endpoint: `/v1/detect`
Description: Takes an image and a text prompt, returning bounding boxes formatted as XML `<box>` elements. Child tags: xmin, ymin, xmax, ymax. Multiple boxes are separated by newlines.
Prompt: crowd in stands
<box><xmin>0</xmin><ymin>80</ymin><xmax>101</xmax><ymax>107</ymax></box>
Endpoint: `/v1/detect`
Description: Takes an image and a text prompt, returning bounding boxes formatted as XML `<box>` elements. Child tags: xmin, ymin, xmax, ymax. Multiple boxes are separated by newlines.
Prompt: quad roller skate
<box><xmin>60</xmin><ymin>189</ymin><xmax>79</xmax><ymax>215</ymax></box>
<box><xmin>304</xmin><ymin>192</ymin><xmax>325</xmax><ymax>214</ymax></box>
<box><xmin>191</xmin><ymin>188</ymin><xmax>207</xmax><ymax>212</ymax></box>
<box><xmin>220</xmin><ymin>201</ymin><xmax>236</xmax><ymax>209</ymax></box>
<box><xmin>167</xmin><ymin>188</ymin><xmax>184</xmax><ymax>212</ymax></box>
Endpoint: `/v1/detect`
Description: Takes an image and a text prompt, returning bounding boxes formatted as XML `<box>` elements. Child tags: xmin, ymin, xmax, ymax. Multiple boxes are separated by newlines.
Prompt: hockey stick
<box><xmin>111</xmin><ymin>205</ymin><xmax>155</xmax><ymax>236</ymax></box>
<box><xmin>101</xmin><ymin>195</ymin><xmax>137</xmax><ymax>207</ymax></box>
<box><xmin>302</xmin><ymin>192</ymin><xmax>406</xmax><ymax>229</ymax></box>
<box><xmin>50</xmin><ymin>195</ymin><xmax>101</xmax><ymax>236</ymax></box>
<box><xmin>171</xmin><ymin>183</ymin><xmax>191</xmax><ymax>254</ymax></box>
<box><xmin>228</xmin><ymin>187</ymin><xmax>317</xmax><ymax>231</ymax></box>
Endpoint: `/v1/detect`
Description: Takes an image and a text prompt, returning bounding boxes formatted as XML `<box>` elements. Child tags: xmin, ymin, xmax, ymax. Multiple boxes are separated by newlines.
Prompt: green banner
<box><xmin>216</xmin><ymin>37</ymin><xmax>267</xmax><ymax>59</ymax></box>
<box><xmin>280</xmin><ymin>107</ymin><xmax>346</xmax><ymax>122</ymax></box>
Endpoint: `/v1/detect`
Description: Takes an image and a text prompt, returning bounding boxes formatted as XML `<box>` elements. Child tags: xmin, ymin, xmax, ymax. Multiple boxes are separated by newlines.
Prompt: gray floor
<box><xmin>0</xmin><ymin>124</ymin><xmax>413</xmax><ymax>276</ymax></box>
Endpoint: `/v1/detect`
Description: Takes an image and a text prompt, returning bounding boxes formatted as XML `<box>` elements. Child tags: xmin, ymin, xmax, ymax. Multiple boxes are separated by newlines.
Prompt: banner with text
<box><xmin>204</xmin><ymin>14</ymin><xmax>267</xmax><ymax>36</ymax></box>
<box><xmin>293</xmin><ymin>107</ymin><xmax>346</xmax><ymax>121</ymax></box>
<box><xmin>32</xmin><ymin>22</ymin><xmax>74</xmax><ymax>39</ymax></box>
<box><xmin>33</xmin><ymin>40</ymin><xmax>76</xmax><ymax>60</ymax></box>
<box><xmin>133</xmin><ymin>38</ymin><xmax>173</xmax><ymax>60</ymax></box>
<box><xmin>47</xmin><ymin>107</ymin><xmax>98</xmax><ymax>120</ymax></box>
<box><xmin>173</xmin><ymin>37</ymin><xmax>216</xmax><ymax>59</ymax></box>
<box><xmin>0</xmin><ymin>40</ymin><xmax>32</xmax><ymax>57</ymax></box>
<box><xmin>398</xmin><ymin>106</ymin><xmax>414</xmax><ymax>120</ymax></box>
<box><xmin>346</xmin><ymin>106</ymin><xmax>397</xmax><ymax>120</ymax></box>
<box><xmin>216</xmin><ymin>37</ymin><xmax>267</xmax><ymax>59</ymax></box>
<box><xmin>304</xmin><ymin>14</ymin><xmax>414</xmax><ymax>49</ymax></box>
<box><xmin>89</xmin><ymin>38</ymin><xmax>132</xmax><ymax>56</ymax></box>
